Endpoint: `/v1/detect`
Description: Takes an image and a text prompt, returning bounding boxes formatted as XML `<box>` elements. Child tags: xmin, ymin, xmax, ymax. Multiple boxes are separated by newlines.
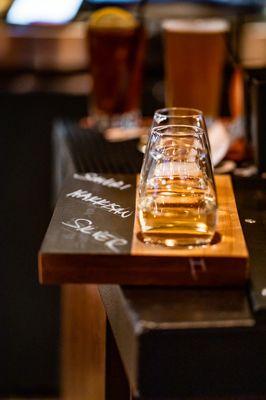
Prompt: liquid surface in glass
<box><xmin>138</xmin><ymin>140</ymin><xmax>217</xmax><ymax>247</ymax></box>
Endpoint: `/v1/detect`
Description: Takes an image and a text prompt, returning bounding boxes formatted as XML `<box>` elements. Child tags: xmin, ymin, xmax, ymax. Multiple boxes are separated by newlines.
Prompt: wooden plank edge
<box><xmin>39</xmin><ymin>252</ymin><xmax>249</xmax><ymax>286</ymax></box>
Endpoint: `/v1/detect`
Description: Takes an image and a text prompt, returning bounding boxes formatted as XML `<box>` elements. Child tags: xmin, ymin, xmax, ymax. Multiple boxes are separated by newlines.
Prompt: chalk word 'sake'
<box><xmin>74</xmin><ymin>173</ymin><xmax>131</xmax><ymax>191</ymax></box>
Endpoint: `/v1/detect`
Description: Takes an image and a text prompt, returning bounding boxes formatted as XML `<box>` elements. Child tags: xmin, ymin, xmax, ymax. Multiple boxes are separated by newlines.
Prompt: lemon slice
<box><xmin>89</xmin><ymin>7</ymin><xmax>137</xmax><ymax>30</ymax></box>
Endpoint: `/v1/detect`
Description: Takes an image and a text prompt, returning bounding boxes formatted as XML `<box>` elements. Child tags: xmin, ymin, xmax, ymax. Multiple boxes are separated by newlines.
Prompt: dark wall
<box><xmin>0</xmin><ymin>93</ymin><xmax>87</xmax><ymax>396</ymax></box>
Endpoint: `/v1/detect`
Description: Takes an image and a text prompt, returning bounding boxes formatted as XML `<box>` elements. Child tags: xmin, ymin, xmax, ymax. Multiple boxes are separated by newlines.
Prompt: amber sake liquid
<box><xmin>138</xmin><ymin>176</ymin><xmax>217</xmax><ymax>247</ymax></box>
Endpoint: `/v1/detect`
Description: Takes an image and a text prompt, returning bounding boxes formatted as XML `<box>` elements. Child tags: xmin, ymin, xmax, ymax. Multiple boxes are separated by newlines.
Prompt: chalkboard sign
<box><xmin>39</xmin><ymin>173</ymin><xmax>249</xmax><ymax>286</ymax></box>
<box><xmin>41</xmin><ymin>172</ymin><xmax>135</xmax><ymax>254</ymax></box>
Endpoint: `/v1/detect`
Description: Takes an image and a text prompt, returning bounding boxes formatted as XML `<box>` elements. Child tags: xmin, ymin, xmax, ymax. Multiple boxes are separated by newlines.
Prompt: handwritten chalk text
<box><xmin>66</xmin><ymin>189</ymin><xmax>133</xmax><ymax>219</ymax></box>
<box><xmin>73</xmin><ymin>173</ymin><xmax>131</xmax><ymax>191</ymax></box>
<box><xmin>62</xmin><ymin>218</ymin><xmax>128</xmax><ymax>253</ymax></box>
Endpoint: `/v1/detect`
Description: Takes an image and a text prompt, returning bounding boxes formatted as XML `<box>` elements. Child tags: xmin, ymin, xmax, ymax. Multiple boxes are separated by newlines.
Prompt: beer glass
<box><xmin>138</xmin><ymin>125</ymin><xmax>217</xmax><ymax>247</ymax></box>
<box><xmin>162</xmin><ymin>18</ymin><xmax>229</xmax><ymax>118</ymax></box>
<box><xmin>88</xmin><ymin>7</ymin><xmax>146</xmax><ymax>130</ymax></box>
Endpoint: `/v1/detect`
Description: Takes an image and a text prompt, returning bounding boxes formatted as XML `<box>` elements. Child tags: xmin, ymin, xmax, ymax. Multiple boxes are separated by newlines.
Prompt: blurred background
<box><xmin>0</xmin><ymin>0</ymin><xmax>265</xmax><ymax>398</ymax></box>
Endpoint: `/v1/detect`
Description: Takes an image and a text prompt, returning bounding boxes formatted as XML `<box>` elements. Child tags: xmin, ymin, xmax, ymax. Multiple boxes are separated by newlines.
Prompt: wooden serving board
<box><xmin>39</xmin><ymin>173</ymin><xmax>249</xmax><ymax>286</ymax></box>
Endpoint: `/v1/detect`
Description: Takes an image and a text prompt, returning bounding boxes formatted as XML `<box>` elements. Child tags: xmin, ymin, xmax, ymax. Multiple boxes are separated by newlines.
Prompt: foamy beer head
<box><xmin>162</xmin><ymin>18</ymin><xmax>230</xmax><ymax>117</ymax></box>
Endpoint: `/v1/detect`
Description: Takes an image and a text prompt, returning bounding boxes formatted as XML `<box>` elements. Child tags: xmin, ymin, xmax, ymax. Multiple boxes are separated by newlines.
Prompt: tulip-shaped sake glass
<box><xmin>152</xmin><ymin>107</ymin><xmax>211</xmax><ymax>154</ymax></box>
<box><xmin>138</xmin><ymin>124</ymin><xmax>217</xmax><ymax>247</ymax></box>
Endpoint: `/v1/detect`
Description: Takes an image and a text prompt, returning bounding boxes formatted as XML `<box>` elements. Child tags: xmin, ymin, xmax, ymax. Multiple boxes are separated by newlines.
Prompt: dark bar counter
<box><xmin>41</xmin><ymin>119</ymin><xmax>266</xmax><ymax>399</ymax></box>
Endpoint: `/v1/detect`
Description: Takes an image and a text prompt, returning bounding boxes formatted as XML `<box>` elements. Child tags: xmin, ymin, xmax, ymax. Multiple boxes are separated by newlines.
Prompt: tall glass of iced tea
<box><xmin>88</xmin><ymin>7</ymin><xmax>146</xmax><ymax>129</ymax></box>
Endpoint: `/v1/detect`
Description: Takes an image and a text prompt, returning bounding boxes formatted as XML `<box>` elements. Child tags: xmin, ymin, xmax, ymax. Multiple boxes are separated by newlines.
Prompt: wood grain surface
<box><xmin>132</xmin><ymin>175</ymin><xmax>248</xmax><ymax>258</ymax></box>
<box><xmin>39</xmin><ymin>174</ymin><xmax>249</xmax><ymax>286</ymax></box>
<box><xmin>61</xmin><ymin>285</ymin><xmax>106</xmax><ymax>400</ymax></box>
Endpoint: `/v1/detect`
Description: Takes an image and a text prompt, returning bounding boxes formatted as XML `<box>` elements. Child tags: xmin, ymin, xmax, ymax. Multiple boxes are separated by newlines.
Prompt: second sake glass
<box><xmin>138</xmin><ymin>124</ymin><xmax>217</xmax><ymax>247</ymax></box>
<box><xmin>152</xmin><ymin>107</ymin><xmax>211</xmax><ymax>154</ymax></box>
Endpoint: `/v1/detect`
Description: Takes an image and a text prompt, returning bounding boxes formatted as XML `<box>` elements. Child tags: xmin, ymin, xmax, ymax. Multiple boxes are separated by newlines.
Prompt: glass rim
<box><xmin>151</xmin><ymin>124</ymin><xmax>206</xmax><ymax>137</ymax></box>
<box><xmin>154</xmin><ymin>107</ymin><xmax>204</xmax><ymax>119</ymax></box>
